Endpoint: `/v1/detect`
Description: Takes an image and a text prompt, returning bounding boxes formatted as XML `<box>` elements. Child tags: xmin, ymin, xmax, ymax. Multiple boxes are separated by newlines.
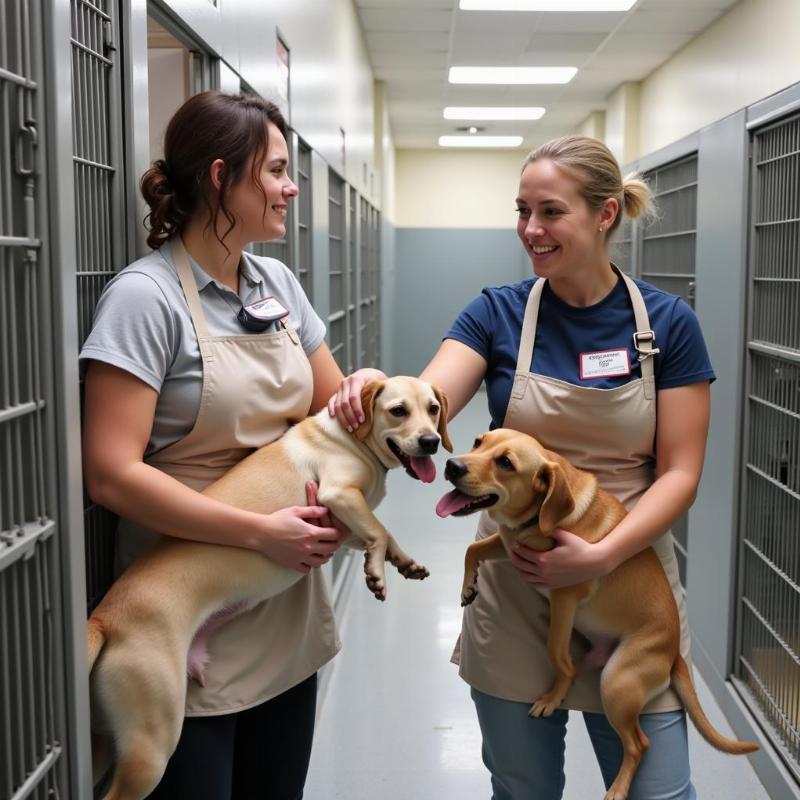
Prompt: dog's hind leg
<box><xmin>385</xmin><ymin>533</ymin><xmax>429</xmax><ymax>580</ymax></box>
<box><xmin>95</xmin><ymin>643</ymin><xmax>186</xmax><ymax>800</ymax></box>
<box><xmin>599</xmin><ymin>642</ymin><xmax>672</xmax><ymax>800</ymax></box>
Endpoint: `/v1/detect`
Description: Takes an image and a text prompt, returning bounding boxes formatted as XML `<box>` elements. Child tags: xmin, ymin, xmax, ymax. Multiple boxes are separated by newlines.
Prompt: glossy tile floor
<box><xmin>306</xmin><ymin>394</ymin><xmax>769</xmax><ymax>800</ymax></box>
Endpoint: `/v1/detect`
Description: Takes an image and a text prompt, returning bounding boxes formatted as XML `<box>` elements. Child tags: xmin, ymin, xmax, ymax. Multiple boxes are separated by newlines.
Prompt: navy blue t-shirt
<box><xmin>446</xmin><ymin>276</ymin><xmax>715</xmax><ymax>429</ymax></box>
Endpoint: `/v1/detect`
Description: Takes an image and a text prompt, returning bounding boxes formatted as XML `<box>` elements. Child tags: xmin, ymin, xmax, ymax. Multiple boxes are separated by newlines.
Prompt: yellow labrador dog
<box><xmin>436</xmin><ymin>428</ymin><xmax>756</xmax><ymax>800</ymax></box>
<box><xmin>88</xmin><ymin>376</ymin><xmax>451</xmax><ymax>800</ymax></box>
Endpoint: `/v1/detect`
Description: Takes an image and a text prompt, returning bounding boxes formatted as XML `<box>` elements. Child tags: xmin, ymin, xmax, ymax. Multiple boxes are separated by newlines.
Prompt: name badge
<box><xmin>579</xmin><ymin>349</ymin><xmax>631</xmax><ymax>380</ymax></box>
<box><xmin>243</xmin><ymin>295</ymin><xmax>289</xmax><ymax>322</ymax></box>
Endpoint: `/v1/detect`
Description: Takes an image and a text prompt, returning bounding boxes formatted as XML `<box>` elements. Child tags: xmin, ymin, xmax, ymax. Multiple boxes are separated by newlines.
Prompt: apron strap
<box><xmin>617</xmin><ymin>269</ymin><xmax>657</xmax><ymax>400</ymax></box>
<box><xmin>170</xmin><ymin>237</ymin><xmax>214</xmax><ymax>363</ymax></box>
<box><xmin>511</xmin><ymin>278</ymin><xmax>545</xmax><ymax>400</ymax></box>
<box><xmin>512</xmin><ymin>268</ymin><xmax>657</xmax><ymax>401</ymax></box>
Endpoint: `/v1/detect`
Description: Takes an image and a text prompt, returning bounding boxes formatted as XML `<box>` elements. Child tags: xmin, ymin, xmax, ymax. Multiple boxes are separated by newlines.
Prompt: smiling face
<box><xmin>227</xmin><ymin>122</ymin><xmax>298</xmax><ymax>243</ymax></box>
<box><xmin>516</xmin><ymin>158</ymin><xmax>617</xmax><ymax>283</ymax></box>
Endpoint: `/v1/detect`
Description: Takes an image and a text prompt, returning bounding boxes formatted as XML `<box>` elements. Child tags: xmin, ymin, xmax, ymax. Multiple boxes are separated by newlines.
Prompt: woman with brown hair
<box><xmin>332</xmin><ymin>135</ymin><xmax>714</xmax><ymax>799</ymax></box>
<box><xmin>81</xmin><ymin>91</ymin><xmax>363</xmax><ymax>798</ymax></box>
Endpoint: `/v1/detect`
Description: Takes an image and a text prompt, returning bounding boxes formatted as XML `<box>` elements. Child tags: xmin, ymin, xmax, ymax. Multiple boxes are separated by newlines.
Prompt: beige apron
<box><xmin>115</xmin><ymin>238</ymin><xmax>340</xmax><ymax>716</ymax></box>
<box><xmin>456</xmin><ymin>270</ymin><xmax>690</xmax><ymax>713</ymax></box>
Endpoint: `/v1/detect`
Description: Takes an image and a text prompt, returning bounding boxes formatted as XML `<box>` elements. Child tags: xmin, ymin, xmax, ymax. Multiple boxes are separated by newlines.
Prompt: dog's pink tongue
<box><xmin>436</xmin><ymin>489</ymin><xmax>472</xmax><ymax>517</ymax></box>
<box><xmin>411</xmin><ymin>456</ymin><xmax>436</xmax><ymax>483</ymax></box>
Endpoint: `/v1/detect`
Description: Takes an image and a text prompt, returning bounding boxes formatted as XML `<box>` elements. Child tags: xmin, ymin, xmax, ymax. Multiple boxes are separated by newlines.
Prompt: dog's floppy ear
<box><xmin>355</xmin><ymin>380</ymin><xmax>385</xmax><ymax>441</ymax></box>
<box><xmin>431</xmin><ymin>384</ymin><xmax>453</xmax><ymax>452</ymax></box>
<box><xmin>536</xmin><ymin>462</ymin><xmax>575</xmax><ymax>534</ymax></box>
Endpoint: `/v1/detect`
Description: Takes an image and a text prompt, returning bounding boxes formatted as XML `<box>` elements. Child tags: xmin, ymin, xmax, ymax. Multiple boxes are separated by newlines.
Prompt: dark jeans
<box><xmin>147</xmin><ymin>673</ymin><xmax>318</xmax><ymax>800</ymax></box>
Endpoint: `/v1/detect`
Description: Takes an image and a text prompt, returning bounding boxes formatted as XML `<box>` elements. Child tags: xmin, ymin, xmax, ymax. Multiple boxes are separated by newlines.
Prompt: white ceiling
<box><xmin>353</xmin><ymin>0</ymin><xmax>740</xmax><ymax>149</ymax></box>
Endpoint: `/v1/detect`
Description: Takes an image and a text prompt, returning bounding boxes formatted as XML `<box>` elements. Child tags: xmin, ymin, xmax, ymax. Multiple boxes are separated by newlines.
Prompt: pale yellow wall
<box><xmin>606</xmin><ymin>82</ymin><xmax>640</xmax><ymax>165</ymax></box>
<box><xmin>638</xmin><ymin>0</ymin><xmax>800</xmax><ymax>154</ymax></box>
<box><xmin>394</xmin><ymin>149</ymin><xmax>527</xmax><ymax>229</ymax></box>
<box><xmin>577</xmin><ymin>111</ymin><xmax>605</xmax><ymax>141</ymax></box>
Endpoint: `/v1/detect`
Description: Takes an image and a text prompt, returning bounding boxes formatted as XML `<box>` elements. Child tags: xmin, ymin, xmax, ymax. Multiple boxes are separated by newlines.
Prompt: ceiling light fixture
<box><xmin>448</xmin><ymin>66</ymin><xmax>577</xmax><ymax>84</ymax></box>
<box><xmin>439</xmin><ymin>135</ymin><xmax>524</xmax><ymax>148</ymax></box>
<box><xmin>444</xmin><ymin>106</ymin><xmax>546</xmax><ymax>121</ymax></box>
<box><xmin>459</xmin><ymin>0</ymin><xmax>636</xmax><ymax>10</ymax></box>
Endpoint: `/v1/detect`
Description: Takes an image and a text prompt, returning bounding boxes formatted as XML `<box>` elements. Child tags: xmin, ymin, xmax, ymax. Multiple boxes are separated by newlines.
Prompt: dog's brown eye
<box><xmin>429</xmin><ymin>404</ymin><xmax>440</xmax><ymax>416</ymax></box>
<box><xmin>473</xmin><ymin>437</ymin><xmax>482</xmax><ymax>449</ymax></box>
<box><xmin>390</xmin><ymin>406</ymin><xmax>407</xmax><ymax>418</ymax></box>
<box><xmin>496</xmin><ymin>455</ymin><xmax>515</xmax><ymax>471</ymax></box>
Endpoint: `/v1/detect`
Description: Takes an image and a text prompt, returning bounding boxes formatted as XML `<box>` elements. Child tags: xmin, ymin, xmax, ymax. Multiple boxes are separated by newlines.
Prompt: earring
<box><xmin>598</xmin><ymin>226</ymin><xmax>604</xmax><ymax>232</ymax></box>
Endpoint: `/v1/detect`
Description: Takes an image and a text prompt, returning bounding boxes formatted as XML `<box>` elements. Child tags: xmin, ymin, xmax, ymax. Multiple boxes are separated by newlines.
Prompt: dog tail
<box><xmin>87</xmin><ymin>615</ymin><xmax>106</xmax><ymax>673</ymax></box>
<box><xmin>671</xmin><ymin>655</ymin><xmax>758</xmax><ymax>754</ymax></box>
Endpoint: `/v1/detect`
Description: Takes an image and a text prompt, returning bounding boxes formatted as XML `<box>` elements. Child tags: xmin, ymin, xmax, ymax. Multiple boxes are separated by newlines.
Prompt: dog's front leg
<box><xmin>318</xmin><ymin>485</ymin><xmax>393</xmax><ymax>600</ymax></box>
<box><xmin>461</xmin><ymin>533</ymin><xmax>507</xmax><ymax>606</ymax></box>
<box><xmin>530</xmin><ymin>585</ymin><xmax>589</xmax><ymax>718</ymax></box>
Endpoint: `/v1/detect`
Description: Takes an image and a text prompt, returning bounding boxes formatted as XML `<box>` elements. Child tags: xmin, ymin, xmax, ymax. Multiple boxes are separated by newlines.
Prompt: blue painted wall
<box><xmin>391</xmin><ymin>228</ymin><xmax>529</xmax><ymax>376</ymax></box>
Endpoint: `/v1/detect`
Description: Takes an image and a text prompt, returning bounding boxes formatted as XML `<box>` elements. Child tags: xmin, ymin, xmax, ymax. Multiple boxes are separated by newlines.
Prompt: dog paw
<box><xmin>603</xmin><ymin>784</ymin><xmax>630</xmax><ymax>800</ymax></box>
<box><xmin>365</xmin><ymin>574</ymin><xmax>386</xmax><ymax>601</ymax></box>
<box><xmin>461</xmin><ymin>587</ymin><xmax>478</xmax><ymax>606</ymax></box>
<box><xmin>528</xmin><ymin>694</ymin><xmax>562</xmax><ymax>718</ymax></box>
<box><xmin>398</xmin><ymin>561</ymin><xmax>429</xmax><ymax>580</ymax></box>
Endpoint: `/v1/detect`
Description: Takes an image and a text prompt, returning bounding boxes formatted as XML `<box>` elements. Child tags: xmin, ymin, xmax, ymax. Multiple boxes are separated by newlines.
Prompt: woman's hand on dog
<box><xmin>510</xmin><ymin>528</ymin><xmax>610</xmax><ymax>588</ymax></box>
<box><xmin>255</xmin><ymin>482</ymin><xmax>347</xmax><ymax>574</ymax></box>
<box><xmin>328</xmin><ymin>368</ymin><xmax>387</xmax><ymax>432</ymax></box>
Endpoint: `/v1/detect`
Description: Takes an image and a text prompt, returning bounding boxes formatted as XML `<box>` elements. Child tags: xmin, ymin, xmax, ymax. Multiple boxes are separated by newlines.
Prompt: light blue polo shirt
<box><xmin>79</xmin><ymin>240</ymin><xmax>326</xmax><ymax>456</ymax></box>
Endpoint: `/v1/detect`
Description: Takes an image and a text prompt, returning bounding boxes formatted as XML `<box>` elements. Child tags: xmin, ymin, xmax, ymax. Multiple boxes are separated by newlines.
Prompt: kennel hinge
<box><xmin>0</xmin><ymin>518</ymin><xmax>56</xmax><ymax>572</ymax></box>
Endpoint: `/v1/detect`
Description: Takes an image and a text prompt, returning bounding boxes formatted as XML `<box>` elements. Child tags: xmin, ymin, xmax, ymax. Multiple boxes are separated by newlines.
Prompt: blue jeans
<box><xmin>472</xmin><ymin>687</ymin><xmax>697</xmax><ymax>800</ymax></box>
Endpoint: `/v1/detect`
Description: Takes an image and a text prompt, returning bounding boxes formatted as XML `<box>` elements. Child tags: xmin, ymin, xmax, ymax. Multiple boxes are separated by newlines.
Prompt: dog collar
<box><xmin>513</xmin><ymin>514</ymin><xmax>539</xmax><ymax>533</ymax></box>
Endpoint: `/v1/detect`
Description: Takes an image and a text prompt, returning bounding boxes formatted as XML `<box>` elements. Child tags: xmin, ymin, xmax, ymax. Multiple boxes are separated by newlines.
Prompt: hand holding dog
<box><xmin>511</xmin><ymin>528</ymin><xmax>610</xmax><ymax>589</ymax></box>
<box><xmin>257</xmin><ymin>485</ymin><xmax>345</xmax><ymax>573</ymax></box>
<box><xmin>328</xmin><ymin>367</ymin><xmax>387</xmax><ymax>431</ymax></box>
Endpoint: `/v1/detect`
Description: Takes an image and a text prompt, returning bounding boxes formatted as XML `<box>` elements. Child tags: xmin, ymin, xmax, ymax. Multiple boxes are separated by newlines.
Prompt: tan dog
<box><xmin>88</xmin><ymin>376</ymin><xmax>452</xmax><ymax>800</ymax></box>
<box><xmin>436</xmin><ymin>428</ymin><xmax>757</xmax><ymax>800</ymax></box>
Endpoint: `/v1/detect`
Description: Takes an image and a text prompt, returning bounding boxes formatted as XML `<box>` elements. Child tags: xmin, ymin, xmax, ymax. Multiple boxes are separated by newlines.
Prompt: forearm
<box><xmin>597</xmin><ymin>467</ymin><xmax>699</xmax><ymax>572</ymax></box>
<box><xmin>87</xmin><ymin>461</ymin><xmax>267</xmax><ymax>550</ymax></box>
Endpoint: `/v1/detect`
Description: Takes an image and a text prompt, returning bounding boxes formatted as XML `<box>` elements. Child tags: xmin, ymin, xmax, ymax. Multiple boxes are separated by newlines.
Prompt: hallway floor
<box><xmin>305</xmin><ymin>394</ymin><xmax>769</xmax><ymax>800</ymax></box>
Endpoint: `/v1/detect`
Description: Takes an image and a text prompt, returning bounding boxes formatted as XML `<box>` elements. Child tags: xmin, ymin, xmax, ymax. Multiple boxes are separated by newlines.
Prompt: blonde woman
<box><xmin>332</xmin><ymin>136</ymin><xmax>713</xmax><ymax>799</ymax></box>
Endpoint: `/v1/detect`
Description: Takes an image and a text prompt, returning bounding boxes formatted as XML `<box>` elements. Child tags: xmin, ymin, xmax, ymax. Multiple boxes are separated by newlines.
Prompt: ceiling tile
<box><xmin>359</xmin><ymin>8</ymin><xmax>452</xmax><ymax>32</ymax></box>
<box><xmin>366</xmin><ymin>31</ymin><xmax>451</xmax><ymax>52</ymax></box>
<box><xmin>619</xmin><ymin>7</ymin><xmax>722</xmax><ymax>34</ymax></box>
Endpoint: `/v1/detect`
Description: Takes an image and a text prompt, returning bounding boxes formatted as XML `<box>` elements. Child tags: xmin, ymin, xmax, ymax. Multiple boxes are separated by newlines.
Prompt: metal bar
<box><xmin>71</xmin><ymin>154</ymin><xmax>113</xmax><ymax>172</ymax></box>
<box><xmin>0</xmin><ymin>519</ymin><xmax>55</xmax><ymax>575</ymax></box>
<box><xmin>68</xmin><ymin>36</ymin><xmax>111</xmax><ymax>65</ymax></box>
<box><xmin>0</xmin><ymin>66</ymin><xmax>37</xmax><ymax>89</ymax></box>
<box><xmin>77</xmin><ymin>0</ymin><xmax>110</xmax><ymax>21</ymax></box>
<box><xmin>652</xmin><ymin>180</ymin><xmax>698</xmax><ymax>199</ymax></box>
<box><xmin>0</xmin><ymin>399</ymin><xmax>43</xmax><ymax>425</ymax></box>
<box><xmin>747</xmin><ymin>340</ymin><xmax>800</xmax><ymax>364</ymax></box>
<box><xmin>641</xmin><ymin>229</ymin><xmax>696</xmax><ymax>242</ymax></box>
<box><xmin>743</xmin><ymin>540</ymin><xmax>800</xmax><ymax>599</ymax></box>
<box><xmin>0</xmin><ymin>236</ymin><xmax>39</xmax><ymax>247</ymax></box>
<box><xmin>7</xmin><ymin>746</ymin><xmax>61</xmax><ymax>800</ymax></box>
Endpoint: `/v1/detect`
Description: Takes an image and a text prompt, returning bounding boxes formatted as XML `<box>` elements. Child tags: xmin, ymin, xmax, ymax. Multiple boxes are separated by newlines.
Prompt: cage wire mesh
<box><xmin>735</xmin><ymin>111</ymin><xmax>800</xmax><ymax>780</ymax></box>
<box><xmin>328</xmin><ymin>169</ymin><xmax>347</xmax><ymax>373</ymax></box>
<box><xmin>1</xmin><ymin>0</ymin><xmax>66</xmax><ymax>797</ymax></box>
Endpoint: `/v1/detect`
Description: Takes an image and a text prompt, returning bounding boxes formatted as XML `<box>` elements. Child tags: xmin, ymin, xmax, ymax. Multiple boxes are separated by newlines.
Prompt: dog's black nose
<box><xmin>445</xmin><ymin>458</ymin><xmax>468</xmax><ymax>481</ymax></box>
<box><xmin>418</xmin><ymin>434</ymin><xmax>440</xmax><ymax>454</ymax></box>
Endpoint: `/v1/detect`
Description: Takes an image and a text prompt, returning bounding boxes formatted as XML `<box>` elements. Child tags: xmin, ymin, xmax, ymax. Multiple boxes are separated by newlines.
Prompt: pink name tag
<box><xmin>579</xmin><ymin>349</ymin><xmax>631</xmax><ymax>380</ymax></box>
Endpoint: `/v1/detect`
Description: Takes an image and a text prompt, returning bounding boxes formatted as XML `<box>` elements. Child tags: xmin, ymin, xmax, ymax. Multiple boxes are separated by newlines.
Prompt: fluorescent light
<box><xmin>460</xmin><ymin>0</ymin><xmax>636</xmax><ymax>10</ymax></box>
<box><xmin>439</xmin><ymin>135</ymin><xmax>524</xmax><ymax>148</ymax></box>
<box><xmin>444</xmin><ymin>106</ymin><xmax>546</xmax><ymax>121</ymax></box>
<box><xmin>449</xmin><ymin>66</ymin><xmax>577</xmax><ymax>85</ymax></box>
